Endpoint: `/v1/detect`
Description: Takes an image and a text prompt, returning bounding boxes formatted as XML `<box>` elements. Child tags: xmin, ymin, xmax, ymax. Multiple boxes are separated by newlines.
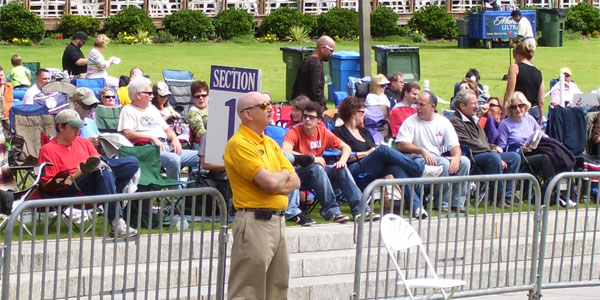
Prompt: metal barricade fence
<box><xmin>352</xmin><ymin>174</ymin><xmax>543</xmax><ymax>300</ymax></box>
<box><xmin>537</xmin><ymin>172</ymin><xmax>600</xmax><ymax>296</ymax></box>
<box><xmin>0</xmin><ymin>187</ymin><xmax>228</xmax><ymax>300</ymax></box>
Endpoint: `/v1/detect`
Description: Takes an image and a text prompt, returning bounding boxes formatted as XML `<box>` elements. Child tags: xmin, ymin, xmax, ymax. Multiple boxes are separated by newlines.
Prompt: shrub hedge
<box><xmin>0</xmin><ymin>1</ymin><xmax>45</xmax><ymax>42</ymax></box>
<box><xmin>58</xmin><ymin>15</ymin><xmax>101</xmax><ymax>38</ymax></box>
<box><xmin>103</xmin><ymin>6</ymin><xmax>156</xmax><ymax>38</ymax></box>
<box><xmin>408</xmin><ymin>6</ymin><xmax>457</xmax><ymax>40</ymax></box>
<box><xmin>566</xmin><ymin>2</ymin><xmax>600</xmax><ymax>35</ymax></box>
<box><xmin>163</xmin><ymin>9</ymin><xmax>215</xmax><ymax>41</ymax></box>
<box><xmin>214</xmin><ymin>8</ymin><xmax>255</xmax><ymax>40</ymax></box>
<box><xmin>316</xmin><ymin>8</ymin><xmax>358</xmax><ymax>39</ymax></box>
<box><xmin>371</xmin><ymin>6</ymin><xmax>400</xmax><ymax>37</ymax></box>
<box><xmin>258</xmin><ymin>7</ymin><xmax>316</xmax><ymax>40</ymax></box>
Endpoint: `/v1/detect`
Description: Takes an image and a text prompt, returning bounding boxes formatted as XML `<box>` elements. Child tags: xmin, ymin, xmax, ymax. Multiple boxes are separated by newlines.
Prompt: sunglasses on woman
<box><xmin>509</xmin><ymin>104</ymin><xmax>526</xmax><ymax>110</ymax></box>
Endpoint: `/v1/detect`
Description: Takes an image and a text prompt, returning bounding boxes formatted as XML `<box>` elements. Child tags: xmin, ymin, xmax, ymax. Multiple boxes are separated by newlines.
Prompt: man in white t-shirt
<box><xmin>118</xmin><ymin>77</ymin><xmax>199</xmax><ymax>181</ymax></box>
<box><xmin>22</xmin><ymin>69</ymin><xmax>50</xmax><ymax>105</ymax></box>
<box><xmin>396</xmin><ymin>91</ymin><xmax>470</xmax><ymax>211</ymax></box>
<box><xmin>510</xmin><ymin>10</ymin><xmax>535</xmax><ymax>50</ymax></box>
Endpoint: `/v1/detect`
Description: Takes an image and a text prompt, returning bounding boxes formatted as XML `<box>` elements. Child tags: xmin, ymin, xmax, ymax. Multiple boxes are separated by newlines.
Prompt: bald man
<box><xmin>292</xmin><ymin>35</ymin><xmax>335</xmax><ymax>109</ymax></box>
<box><xmin>224</xmin><ymin>92</ymin><xmax>300</xmax><ymax>300</ymax></box>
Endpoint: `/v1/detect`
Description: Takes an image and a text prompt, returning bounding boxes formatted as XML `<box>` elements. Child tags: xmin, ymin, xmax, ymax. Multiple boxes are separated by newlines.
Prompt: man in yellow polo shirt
<box><xmin>224</xmin><ymin>91</ymin><xmax>300</xmax><ymax>300</ymax></box>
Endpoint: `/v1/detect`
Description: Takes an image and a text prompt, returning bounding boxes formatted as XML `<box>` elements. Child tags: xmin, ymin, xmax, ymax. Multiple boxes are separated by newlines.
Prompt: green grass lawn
<box><xmin>1</xmin><ymin>36</ymin><xmax>599</xmax><ymax>108</ymax></box>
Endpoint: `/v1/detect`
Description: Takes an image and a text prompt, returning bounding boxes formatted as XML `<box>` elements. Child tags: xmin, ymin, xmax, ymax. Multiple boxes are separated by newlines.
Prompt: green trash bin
<box><xmin>457</xmin><ymin>19</ymin><xmax>469</xmax><ymax>36</ymax></box>
<box><xmin>537</xmin><ymin>8</ymin><xmax>567</xmax><ymax>47</ymax></box>
<box><xmin>280</xmin><ymin>46</ymin><xmax>331</xmax><ymax>101</ymax></box>
<box><xmin>372</xmin><ymin>45</ymin><xmax>420</xmax><ymax>83</ymax></box>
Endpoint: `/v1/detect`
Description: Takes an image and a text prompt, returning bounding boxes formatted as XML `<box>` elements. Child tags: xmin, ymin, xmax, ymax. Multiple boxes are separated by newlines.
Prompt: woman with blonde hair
<box><xmin>365</xmin><ymin>74</ymin><xmax>391</xmax><ymax>117</ymax></box>
<box><xmin>86</xmin><ymin>34</ymin><xmax>120</xmax><ymax>88</ymax></box>
<box><xmin>503</xmin><ymin>42</ymin><xmax>544</xmax><ymax>124</ymax></box>
<box><xmin>497</xmin><ymin>92</ymin><xmax>576</xmax><ymax>207</ymax></box>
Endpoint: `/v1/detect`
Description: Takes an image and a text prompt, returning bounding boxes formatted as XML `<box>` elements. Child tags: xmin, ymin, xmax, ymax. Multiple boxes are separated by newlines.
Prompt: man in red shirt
<box><xmin>39</xmin><ymin>109</ymin><xmax>139</xmax><ymax>238</ymax></box>
<box><xmin>390</xmin><ymin>82</ymin><xmax>420</xmax><ymax>136</ymax></box>
<box><xmin>282</xmin><ymin>102</ymin><xmax>378</xmax><ymax>223</ymax></box>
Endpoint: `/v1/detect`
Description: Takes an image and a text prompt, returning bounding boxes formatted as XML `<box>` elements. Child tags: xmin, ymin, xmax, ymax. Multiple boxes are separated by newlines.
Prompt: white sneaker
<box><xmin>111</xmin><ymin>218</ymin><xmax>138</xmax><ymax>238</ymax></box>
<box><xmin>558</xmin><ymin>198</ymin><xmax>577</xmax><ymax>208</ymax></box>
<box><xmin>413</xmin><ymin>207</ymin><xmax>428</xmax><ymax>219</ymax></box>
<box><xmin>422</xmin><ymin>165</ymin><xmax>444</xmax><ymax>177</ymax></box>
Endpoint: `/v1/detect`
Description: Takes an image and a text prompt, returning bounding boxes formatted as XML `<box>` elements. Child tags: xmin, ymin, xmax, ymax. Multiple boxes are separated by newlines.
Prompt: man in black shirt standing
<box><xmin>62</xmin><ymin>32</ymin><xmax>88</xmax><ymax>77</ymax></box>
<box><xmin>291</xmin><ymin>35</ymin><xmax>335</xmax><ymax>110</ymax></box>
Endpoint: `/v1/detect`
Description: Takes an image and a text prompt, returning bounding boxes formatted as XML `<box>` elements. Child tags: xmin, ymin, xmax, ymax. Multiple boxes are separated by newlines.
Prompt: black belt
<box><xmin>240</xmin><ymin>208</ymin><xmax>285</xmax><ymax>216</ymax></box>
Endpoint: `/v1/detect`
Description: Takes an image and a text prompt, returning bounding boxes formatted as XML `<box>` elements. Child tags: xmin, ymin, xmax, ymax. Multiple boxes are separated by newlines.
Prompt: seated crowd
<box><xmin>0</xmin><ymin>38</ymin><xmax>594</xmax><ymax>232</ymax></box>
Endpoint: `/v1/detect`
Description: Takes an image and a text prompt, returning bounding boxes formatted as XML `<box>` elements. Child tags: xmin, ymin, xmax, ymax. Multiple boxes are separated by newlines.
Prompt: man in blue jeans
<box><xmin>39</xmin><ymin>109</ymin><xmax>139</xmax><ymax>238</ymax></box>
<box><xmin>396</xmin><ymin>91</ymin><xmax>471</xmax><ymax>212</ymax></box>
<box><xmin>450</xmin><ymin>89</ymin><xmax>521</xmax><ymax>206</ymax></box>
<box><xmin>118</xmin><ymin>77</ymin><xmax>199</xmax><ymax>183</ymax></box>
<box><xmin>282</xmin><ymin>102</ymin><xmax>379</xmax><ymax>223</ymax></box>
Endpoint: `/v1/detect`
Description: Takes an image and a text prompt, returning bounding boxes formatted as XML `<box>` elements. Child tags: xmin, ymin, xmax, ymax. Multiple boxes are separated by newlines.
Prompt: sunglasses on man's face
<box><xmin>241</xmin><ymin>102</ymin><xmax>271</xmax><ymax>112</ymax></box>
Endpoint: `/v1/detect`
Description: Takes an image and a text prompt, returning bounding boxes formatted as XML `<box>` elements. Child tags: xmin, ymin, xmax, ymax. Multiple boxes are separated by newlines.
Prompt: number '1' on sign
<box><xmin>205</xmin><ymin>65</ymin><xmax>262</xmax><ymax>165</ymax></box>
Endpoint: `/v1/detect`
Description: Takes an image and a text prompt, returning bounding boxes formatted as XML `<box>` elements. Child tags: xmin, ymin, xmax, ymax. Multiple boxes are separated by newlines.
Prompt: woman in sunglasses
<box><xmin>497</xmin><ymin>92</ymin><xmax>577</xmax><ymax>207</ymax></box>
<box><xmin>99</xmin><ymin>87</ymin><xmax>118</xmax><ymax>106</ymax></box>
<box><xmin>332</xmin><ymin>96</ymin><xmax>443</xmax><ymax>218</ymax></box>
<box><xmin>186</xmin><ymin>81</ymin><xmax>209</xmax><ymax>149</ymax></box>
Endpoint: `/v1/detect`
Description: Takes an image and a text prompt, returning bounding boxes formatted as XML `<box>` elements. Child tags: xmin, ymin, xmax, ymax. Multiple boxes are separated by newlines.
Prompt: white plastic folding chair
<box><xmin>380</xmin><ymin>214</ymin><xmax>466</xmax><ymax>300</ymax></box>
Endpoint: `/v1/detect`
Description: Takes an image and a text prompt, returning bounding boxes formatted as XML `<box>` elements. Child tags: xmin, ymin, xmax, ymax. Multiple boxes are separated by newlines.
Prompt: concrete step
<box><xmin>9</xmin><ymin>209</ymin><xmax>588</xmax><ymax>274</ymax></box>
<box><xmin>6</xmin><ymin>228</ymin><xmax>599</xmax><ymax>299</ymax></box>
<box><xmin>3</xmin><ymin>209</ymin><xmax>598</xmax><ymax>299</ymax></box>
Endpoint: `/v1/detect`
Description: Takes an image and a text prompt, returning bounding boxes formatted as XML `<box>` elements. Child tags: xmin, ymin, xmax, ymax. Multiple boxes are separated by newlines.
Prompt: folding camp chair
<box><xmin>95</xmin><ymin>105</ymin><xmax>122</xmax><ymax>133</ymax></box>
<box><xmin>119</xmin><ymin>145</ymin><xmax>185</xmax><ymax>228</ymax></box>
<box><xmin>22</xmin><ymin>62</ymin><xmax>40</xmax><ymax>77</ymax></box>
<box><xmin>0</xmin><ymin>162</ymin><xmax>53</xmax><ymax>236</ymax></box>
<box><xmin>8</xmin><ymin>104</ymin><xmax>56</xmax><ymax>189</ymax></box>
<box><xmin>75</xmin><ymin>78</ymin><xmax>106</xmax><ymax>99</ymax></box>
<box><xmin>162</xmin><ymin>69</ymin><xmax>194</xmax><ymax>117</ymax></box>
<box><xmin>380</xmin><ymin>214</ymin><xmax>466</xmax><ymax>300</ymax></box>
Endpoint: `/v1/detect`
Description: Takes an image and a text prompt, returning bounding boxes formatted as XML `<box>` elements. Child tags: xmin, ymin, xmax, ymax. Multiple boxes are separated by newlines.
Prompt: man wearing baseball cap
<box><xmin>38</xmin><ymin>109</ymin><xmax>140</xmax><ymax>238</ymax></box>
<box><xmin>550</xmin><ymin>67</ymin><xmax>583</xmax><ymax>106</ymax></box>
<box><xmin>71</xmin><ymin>87</ymin><xmax>101</xmax><ymax>139</ymax></box>
<box><xmin>62</xmin><ymin>31</ymin><xmax>88</xmax><ymax>77</ymax></box>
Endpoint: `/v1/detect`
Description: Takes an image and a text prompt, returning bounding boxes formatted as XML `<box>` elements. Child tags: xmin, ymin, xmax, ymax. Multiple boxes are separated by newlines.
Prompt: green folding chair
<box><xmin>119</xmin><ymin>145</ymin><xmax>185</xmax><ymax>228</ymax></box>
<box><xmin>22</xmin><ymin>62</ymin><xmax>40</xmax><ymax>77</ymax></box>
<box><xmin>95</xmin><ymin>105</ymin><xmax>121</xmax><ymax>133</ymax></box>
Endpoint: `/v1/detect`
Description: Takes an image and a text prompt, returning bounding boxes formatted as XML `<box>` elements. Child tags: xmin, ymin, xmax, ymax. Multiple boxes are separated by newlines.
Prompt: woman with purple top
<box><xmin>497</xmin><ymin>92</ymin><xmax>575</xmax><ymax>207</ymax></box>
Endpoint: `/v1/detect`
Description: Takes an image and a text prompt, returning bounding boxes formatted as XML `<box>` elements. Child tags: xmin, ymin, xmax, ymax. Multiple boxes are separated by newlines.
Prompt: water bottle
<box><xmin>172</xmin><ymin>215</ymin><xmax>189</xmax><ymax>231</ymax></box>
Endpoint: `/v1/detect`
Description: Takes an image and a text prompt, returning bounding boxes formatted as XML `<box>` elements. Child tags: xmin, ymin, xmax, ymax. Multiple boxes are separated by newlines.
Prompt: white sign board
<box><xmin>205</xmin><ymin>65</ymin><xmax>262</xmax><ymax>164</ymax></box>
<box><xmin>573</xmin><ymin>93</ymin><xmax>600</xmax><ymax>109</ymax></box>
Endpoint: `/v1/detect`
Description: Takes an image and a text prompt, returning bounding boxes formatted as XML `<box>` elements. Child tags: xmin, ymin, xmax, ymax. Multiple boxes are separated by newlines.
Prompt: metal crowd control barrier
<box><xmin>536</xmin><ymin>172</ymin><xmax>600</xmax><ymax>297</ymax></box>
<box><xmin>0</xmin><ymin>188</ymin><xmax>228</xmax><ymax>300</ymax></box>
<box><xmin>352</xmin><ymin>174</ymin><xmax>543</xmax><ymax>300</ymax></box>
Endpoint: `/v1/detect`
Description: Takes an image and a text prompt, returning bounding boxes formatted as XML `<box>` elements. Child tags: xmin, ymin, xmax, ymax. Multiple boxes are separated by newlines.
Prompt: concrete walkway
<box><xmin>477</xmin><ymin>286</ymin><xmax>600</xmax><ymax>299</ymax></box>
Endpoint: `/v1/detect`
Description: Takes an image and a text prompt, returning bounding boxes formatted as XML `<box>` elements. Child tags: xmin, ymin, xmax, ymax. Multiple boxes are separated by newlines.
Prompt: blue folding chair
<box><xmin>162</xmin><ymin>69</ymin><xmax>195</xmax><ymax>117</ymax></box>
<box><xmin>75</xmin><ymin>78</ymin><xmax>106</xmax><ymax>99</ymax></box>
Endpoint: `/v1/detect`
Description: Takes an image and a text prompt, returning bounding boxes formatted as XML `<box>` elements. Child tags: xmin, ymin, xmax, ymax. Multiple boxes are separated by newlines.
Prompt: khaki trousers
<box><xmin>228</xmin><ymin>210</ymin><xmax>289</xmax><ymax>300</ymax></box>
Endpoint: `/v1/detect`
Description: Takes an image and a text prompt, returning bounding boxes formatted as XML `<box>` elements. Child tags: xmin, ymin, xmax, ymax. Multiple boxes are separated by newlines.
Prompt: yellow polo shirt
<box><xmin>224</xmin><ymin>124</ymin><xmax>294</xmax><ymax>211</ymax></box>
